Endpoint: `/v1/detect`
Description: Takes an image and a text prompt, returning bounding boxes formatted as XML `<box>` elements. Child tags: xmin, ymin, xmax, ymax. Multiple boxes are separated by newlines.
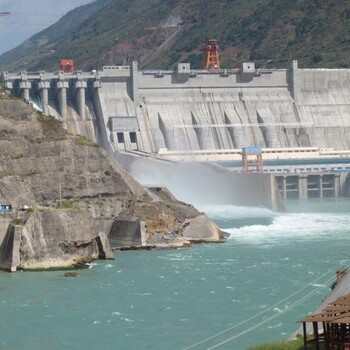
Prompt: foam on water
<box><xmin>227</xmin><ymin>212</ymin><xmax>350</xmax><ymax>243</ymax></box>
<box><xmin>198</xmin><ymin>204</ymin><xmax>277</xmax><ymax>230</ymax></box>
<box><xmin>199</xmin><ymin>202</ymin><xmax>350</xmax><ymax>244</ymax></box>
<box><xmin>197</xmin><ymin>204</ymin><xmax>276</xmax><ymax>219</ymax></box>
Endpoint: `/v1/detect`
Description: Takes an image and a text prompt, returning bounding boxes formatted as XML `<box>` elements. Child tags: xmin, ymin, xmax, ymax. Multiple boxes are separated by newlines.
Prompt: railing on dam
<box><xmin>2</xmin><ymin>71</ymin><xmax>99</xmax><ymax>81</ymax></box>
<box><xmin>174</xmin><ymin>122</ymin><xmax>315</xmax><ymax>129</ymax></box>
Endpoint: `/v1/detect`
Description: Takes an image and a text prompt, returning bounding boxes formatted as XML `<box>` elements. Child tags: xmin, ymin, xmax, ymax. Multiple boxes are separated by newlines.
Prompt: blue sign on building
<box><xmin>0</xmin><ymin>204</ymin><xmax>12</xmax><ymax>212</ymax></box>
<box><xmin>242</xmin><ymin>146</ymin><xmax>262</xmax><ymax>154</ymax></box>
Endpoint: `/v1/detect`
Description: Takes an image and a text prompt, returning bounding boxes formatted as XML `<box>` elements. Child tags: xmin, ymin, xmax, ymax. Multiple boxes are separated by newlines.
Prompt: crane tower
<box><xmin>200</xmin><ymin>39</ymin><xmax>220</xmax><ymax>70</ymax></box>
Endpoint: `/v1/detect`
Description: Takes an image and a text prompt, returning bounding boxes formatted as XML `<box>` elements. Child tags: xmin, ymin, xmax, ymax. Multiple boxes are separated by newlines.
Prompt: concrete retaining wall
<box><xmin>108</xmin><ymin>219</ymin><xmax>144</xmax><ymax>248</ymax></box>
<box><xmin>0</xmin><ymin>225</ymin><xmax>21</xmax><ymax>272</ymax></box>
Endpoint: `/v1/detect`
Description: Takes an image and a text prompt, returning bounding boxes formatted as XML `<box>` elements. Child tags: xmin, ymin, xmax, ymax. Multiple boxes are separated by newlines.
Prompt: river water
<box><xmin>1</xmin><ymin>198</ymin><xmax>350</xmax><ymax>350</ymax></box>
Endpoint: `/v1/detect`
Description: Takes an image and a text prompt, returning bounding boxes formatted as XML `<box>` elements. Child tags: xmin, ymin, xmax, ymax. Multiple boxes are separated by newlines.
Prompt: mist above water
<box><xmin>123</xmin><ymin>156</ymin><xmax>257</xmax><ymax>208</ymax></box>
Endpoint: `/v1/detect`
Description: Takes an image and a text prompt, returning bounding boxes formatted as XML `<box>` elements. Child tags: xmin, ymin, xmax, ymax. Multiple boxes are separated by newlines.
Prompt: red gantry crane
<box><xmin>241</xmin><ymin>147</ymin><xmax>263</xmax><ymax>173</ymax></box>
<box><xmin>200</xmin><ymin>39</ymin><xmax>221</xmax><ymax>70</ymax></box>
<box><xmin>60</xmin><ymin>59</ymin><xmax>75</xmax><ymax>73</ymax></box>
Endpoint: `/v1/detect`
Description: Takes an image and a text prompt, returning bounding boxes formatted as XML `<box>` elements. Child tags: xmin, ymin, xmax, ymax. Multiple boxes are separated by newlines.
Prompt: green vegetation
<box><xmin>37</xmin><ymin>115</ymin><xmax>67</xmax><ymax>141</ymax></box>
<box><xmin>0</xmin><ymin>85</ymin><xmax>14</xmax><ymax>100</ymax></box>
<box><xmin>55</xmin><ymin>200</ymin><xmax>76</xmax><ymax>210</ymax></box>
<box><xmin>10</xmin><ymin>218</ymin><xmax>25</xmax><ymax>226</ymax></box>
<box><xmin>247</xmin><ymin>337</ymin><xmax>322</xmax><ymax>350</ymax></box>
<box><xmin>75</xmin><ymin>135</ymin><xmax>100</xmax><ymax>147</ymax></box>
<box><xmin>0</xmin><ymin>171</ymin><xmax>13</xmax><ymax>178</ymax></box>
<box><xmin>0</xmin><ymin>0</ymin><xmax>350</xmax><ymax>71</ymax></box>
<box><xmin>13</xmin><ymin>154</ymin><xmax>24</xmax><ymax>159</ymax></box>
<box><xmin>54</xmin><ymin>199</ymin><xmax>88</xmax><ymax>211</ymax></box>
<box><xmin>23</xmin><ymin>171</ymin><xmax>41</xmax><ymax>176</ymax></box>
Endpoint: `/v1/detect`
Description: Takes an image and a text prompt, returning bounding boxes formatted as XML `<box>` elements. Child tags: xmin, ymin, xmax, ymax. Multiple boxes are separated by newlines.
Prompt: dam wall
<box><xmin>3</xmin><ymin>60</ymin><xmax>350</xmax><ymax>156</ymax></box>
<box><xmin>2</xmin><ymin>61</ymin><xmax>350</xmax><ymax>207</ymax></box>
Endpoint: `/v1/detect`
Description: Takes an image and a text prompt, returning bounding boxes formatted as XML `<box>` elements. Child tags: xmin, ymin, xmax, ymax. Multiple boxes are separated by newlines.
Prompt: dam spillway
<box><xmin>2</xmin><ymin>60</ymin><xmax>350</xmax><ymax>206</ymax></box>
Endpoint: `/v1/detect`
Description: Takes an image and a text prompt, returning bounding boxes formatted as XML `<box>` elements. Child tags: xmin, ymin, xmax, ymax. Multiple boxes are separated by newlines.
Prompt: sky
<box><xmin>0</xmin><ymin>0</ymin><xmax>92</xmax><ymax>55</ymax></box>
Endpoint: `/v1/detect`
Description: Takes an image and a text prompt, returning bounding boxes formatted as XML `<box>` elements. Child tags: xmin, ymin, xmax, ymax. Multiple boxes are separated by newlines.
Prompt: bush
<box><xmin>76</xmin><ymin>136</ymin><xmax>100</xmax><ymax>147</ymax></box>
<box><xmin>55</xmin><ymin>200</ymin><xmax>75</xmax><ymax>209</ymax></box>
<box><xmin>11</xmin><ymin>218</ymin><xmax>24</xmax><ymax>226</ymax></box>
<box><xmin>37</xmin><ymin>115</ymin><xmax>66</xmax><ymax>140</ymax></box>
<box><xmin>312</xmin><ymin>53</ymin><xmax>323</xmax><ymax>64</ymax></box>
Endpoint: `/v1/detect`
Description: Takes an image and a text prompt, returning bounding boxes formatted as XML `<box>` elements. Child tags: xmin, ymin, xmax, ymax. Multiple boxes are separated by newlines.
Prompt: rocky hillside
<box><xmin>0</xmin><ymin>94</ymin><xmax>227</xmax><ymax>271</ymax></box>
<box><xmin>0</xmin><ymin>0</ymin><xmax>349</xmax><ymax>72</ymax></box>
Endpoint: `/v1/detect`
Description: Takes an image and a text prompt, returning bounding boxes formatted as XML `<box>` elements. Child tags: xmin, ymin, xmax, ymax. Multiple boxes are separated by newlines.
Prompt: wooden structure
<box><xmin>242</xmin><ymin>147</ymin><xmax>263</xmax><ymax>173</ymax></box>
<box><xmin>300</xmin><ymin>294</ymin><xmax>350</xmax><ymax>349</ymax></box>
<box><xmin>200</xmin><ymin>39</ymin><xmax>220</xmax><ymax>69</ymax></box>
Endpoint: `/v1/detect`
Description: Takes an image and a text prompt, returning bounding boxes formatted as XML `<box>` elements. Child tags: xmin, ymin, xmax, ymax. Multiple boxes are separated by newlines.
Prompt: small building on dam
<box><xmin>2</xmin><ymin>60</ymin><xmax>350</xmax><ymax>205</ymax></box>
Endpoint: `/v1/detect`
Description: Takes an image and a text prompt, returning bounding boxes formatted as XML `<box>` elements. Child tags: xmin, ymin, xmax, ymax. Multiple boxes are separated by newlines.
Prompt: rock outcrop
<box><xmin>109</xmin><ymin>187</ymin><xmax>228</xmax><ymax>249</ymax></box>
<box><xmin>0</xmin><ymin>98</ymin><xmax>227</xmax><ymax>271</ymax></box>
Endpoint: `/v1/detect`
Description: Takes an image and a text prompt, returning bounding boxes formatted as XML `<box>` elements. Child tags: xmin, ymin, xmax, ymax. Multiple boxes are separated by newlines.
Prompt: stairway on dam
<box><xmin>2</xmin><ymin>60</ymin><xmax>350</xmax><ymax>206</ymax></box>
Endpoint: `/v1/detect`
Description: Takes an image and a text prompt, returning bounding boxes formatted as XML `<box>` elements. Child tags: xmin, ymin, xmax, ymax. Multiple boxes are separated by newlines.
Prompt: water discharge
<box><xmin>1</xmin><ymin>198</ymin><xmax>349</xmax><ymax>350</ymax></box>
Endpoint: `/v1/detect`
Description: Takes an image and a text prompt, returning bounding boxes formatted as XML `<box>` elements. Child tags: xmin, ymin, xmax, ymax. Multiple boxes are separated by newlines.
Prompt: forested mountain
<box><xmin>1</xmin><ymin>0</ymin><xmax>349</xmax><ymax>72</ymax></box>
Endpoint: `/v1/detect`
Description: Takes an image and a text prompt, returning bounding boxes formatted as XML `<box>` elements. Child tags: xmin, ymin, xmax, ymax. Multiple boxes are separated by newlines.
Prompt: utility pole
<box><xmin>59</xmin><ymin>181</ymin><xmax>62</xmax><ymax>208</ymax></box>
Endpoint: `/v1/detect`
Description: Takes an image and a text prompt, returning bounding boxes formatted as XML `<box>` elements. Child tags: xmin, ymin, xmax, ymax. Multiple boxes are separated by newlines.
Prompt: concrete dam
<box><xmin>2</xmin><ymin>60</ymin><xmax>350</xmax><ymax>207</ymax></box>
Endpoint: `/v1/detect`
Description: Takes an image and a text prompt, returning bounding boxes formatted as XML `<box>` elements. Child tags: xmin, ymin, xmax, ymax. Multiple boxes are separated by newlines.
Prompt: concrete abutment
<box><xmin>276</xmin><ymin>173</ymin><xmax>342</xmax><ymax>200</ymax></box>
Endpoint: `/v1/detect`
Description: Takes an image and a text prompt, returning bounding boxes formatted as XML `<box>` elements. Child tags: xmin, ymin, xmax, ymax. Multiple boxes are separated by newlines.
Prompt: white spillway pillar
<box><xmin>57</xmin><ymin>81</ymin><xmax>69</xmax><ymax>121</ymax></box>
<box><xmin>335</xmin><ymin>175</ymin><xmax>340</xmax><ymax>197</ymax></box>
<box><xmin>19</xmin><ymin>81</ymin><xmax>31</xmax><ymax>102</ymax></box>
<box><xmin>131</xmin><ymin>61</ymin><xmax>139</xmax><ymax>102</ymax></box>
<box><xmin>38</xmin><ymin>81</ymin><xmax>50</xmax><ymax>115</ymax></box>
<box><xmin>290</xmin><ymin>60</ymin><xmax>299</xmax><ymax>103</ymax></box>
<box><xmin>298</xmin><ymin>174</ymin><xmax>308</xmax><ymax>199</ymax></box>
<box><xmin>282</xmin><ymin>176</ymin><xmax>287</xmax><ymax>200</ymax></box>
<box><xmin>319</xmin><ymin>175</ymin><xmax>323</xmax><ymax>198</ymax></box>
<box><xmin>75</xmin><ymin>80</ymin><xmax>87</xmax><ymax>119</ymax></box>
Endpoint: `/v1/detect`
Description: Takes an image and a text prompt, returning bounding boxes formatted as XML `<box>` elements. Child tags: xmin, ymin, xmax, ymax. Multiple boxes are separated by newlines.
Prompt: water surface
<box><xmin>1</xmin><ymin>198</ymin><xmax>349</xmax><ymax>350</ymax></box>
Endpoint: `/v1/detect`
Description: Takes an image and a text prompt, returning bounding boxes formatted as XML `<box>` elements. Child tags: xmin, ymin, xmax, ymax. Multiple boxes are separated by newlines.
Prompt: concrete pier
<box><xmin>276</xmin><ymin>173</ymin><xmax>341</xmax><ymax>200</ymax></box>
<box><xmin>131</xmin><ymin>61</ymin><xmax>139</xmax><ymax>102</ymax></box>
<box><xmin>37</xmin><ymin>81</ymin><xmax>50</xmax><ymax>115</ymax></box>
<box><xmin>19</xmin><ymin>81</ymin><xmax>31</xmax><ymax>101</ymax></box>
<box><xmin>57</xmin><ymin>81</ymin><xmax>69</xmax><ymax>121</ymax></box>
<box><xmin>74</xmin><ymin>80</ymin><xmax>87</xmax><ymax>119</ymax></box>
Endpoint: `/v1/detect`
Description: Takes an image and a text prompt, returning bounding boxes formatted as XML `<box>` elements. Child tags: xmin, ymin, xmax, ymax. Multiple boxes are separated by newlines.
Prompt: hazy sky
<box><xmin>0</xmin><ymin>0</ymin><xmax>91</xmax><ymax>55</ymax></box>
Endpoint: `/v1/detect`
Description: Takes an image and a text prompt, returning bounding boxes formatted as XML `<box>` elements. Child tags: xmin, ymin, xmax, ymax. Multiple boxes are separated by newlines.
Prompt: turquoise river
<box><xmin>1</xmin><ymin>198</ymin><xmax>350</xmax><ymax>350</ymax></box>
